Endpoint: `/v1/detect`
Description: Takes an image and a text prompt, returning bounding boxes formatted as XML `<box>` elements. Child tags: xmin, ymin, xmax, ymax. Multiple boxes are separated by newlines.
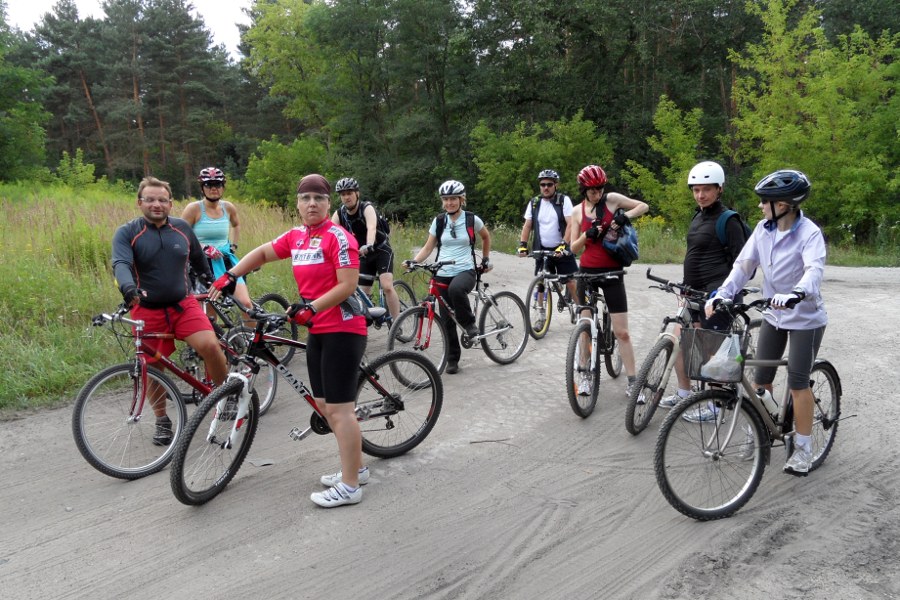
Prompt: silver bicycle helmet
<box><xmin>335</xmin><ymin>177</ymin><xmax>359</xmax><ymax>193</ymax></box>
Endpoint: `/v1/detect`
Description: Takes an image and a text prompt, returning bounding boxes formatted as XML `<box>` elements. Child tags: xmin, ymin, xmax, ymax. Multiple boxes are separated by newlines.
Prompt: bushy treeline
<box><xmin>1</xmin><ymin>0</ymin><xmax>897</xmax><ymax>244</ymax></box>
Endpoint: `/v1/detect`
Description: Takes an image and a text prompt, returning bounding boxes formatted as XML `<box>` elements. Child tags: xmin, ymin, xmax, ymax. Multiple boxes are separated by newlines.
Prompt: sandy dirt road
<box><xmin>2</xmin><ymin>254</ymin><xmax>898</xmax><ymax>600</ymax></box>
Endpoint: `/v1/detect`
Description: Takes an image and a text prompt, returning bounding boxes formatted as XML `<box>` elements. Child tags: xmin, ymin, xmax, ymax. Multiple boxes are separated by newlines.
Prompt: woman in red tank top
<box><xmin>570</xmin><ymin>165</ymin><xmax>649</xmax><ymax>398</ymax></box>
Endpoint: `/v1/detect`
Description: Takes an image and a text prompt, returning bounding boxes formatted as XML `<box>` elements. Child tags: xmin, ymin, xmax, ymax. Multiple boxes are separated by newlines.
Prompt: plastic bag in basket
<box><xmin>700</xmin><ymin>333</ymin><xmax>743</xmax><ymax>382</ymax></box>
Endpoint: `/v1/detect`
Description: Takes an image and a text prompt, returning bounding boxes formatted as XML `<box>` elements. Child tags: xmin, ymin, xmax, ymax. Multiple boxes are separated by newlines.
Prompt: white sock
<box><xmin>795</xmin><ymin>434</ymin><xmax>812</xmax><ymax>452</ymax></box>
<box><xmin>677</xmin><ymin>388</ymin><xmax>691</xmax><ymax>398</ymax></box>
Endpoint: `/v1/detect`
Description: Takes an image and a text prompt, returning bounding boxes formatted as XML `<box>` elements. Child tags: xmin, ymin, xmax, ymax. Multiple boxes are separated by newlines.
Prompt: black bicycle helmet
<box><xmin>754</xmin><ymin>170</ymin><xmax>811</xmax><ymax>205</ymax></box>
<box><xmin>335</xmin><ymin>177</ymin><xmax>359</xmax><ymax>193</ymax></box>
<box><xmin>537</xmin><ymin>169</ymin><xmax>560</xmax><ymax>181</ymax></box>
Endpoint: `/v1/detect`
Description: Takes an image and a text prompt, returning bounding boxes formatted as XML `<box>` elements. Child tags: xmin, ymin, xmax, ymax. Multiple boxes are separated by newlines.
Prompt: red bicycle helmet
<box><xmin>577</xmin><ymin>165</ymin><xmax>608</xmax><ymax>189</ymax></box>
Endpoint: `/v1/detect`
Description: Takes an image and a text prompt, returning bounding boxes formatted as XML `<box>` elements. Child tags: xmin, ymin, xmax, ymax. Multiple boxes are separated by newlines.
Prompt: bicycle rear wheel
<box><xmin>387</xmin><ymin>305</ymin><xmax>448</xmax><ymax>373</ymax></box>
<box><xmin>393</xmin><ymin>280</ymin><xmax>417</xmax><ymax>313</ymax></box>
<box><xmin>256</xmin><ymin>292</ymin><xmax>302</xmax><ymax>365</ymax></box>
<box><xmin>525</xmin><ymin>276</ymin><xmax>553</xmax><ymax>340</ymax></box>
<box><xmin>72</xmin><ymin>363</ymin><xmax>186</xmax><ymax>480</ymax></box>
<box><xmin>479</xmin><ymin>291</ymin><xmax>528</xmax><ymax>364</ymax></box>
<box><xmin>224</xmin><ymin>327</ymin><xmax>278</xmax><ymax>416</ymax></box>
<box><xmin>357</xmin><ymin>350</ymin><xmax>444</xmax><ymax>458</ymax></box>
<box><xmin>170</xmin><ymin>378</ymin><xmax>259</xmax><ymax>505</ymax></box>
<box><xmin>566</xmin><ymin>320</ymin><xmax>599</xmax><ymax>418</ymax></box>
<box><xmin>625</xmin><ymin>336</ymin><xmax>674</xmax><ymax>435</ymax></box>
<box><xmin>784</xmin><ymin>360</ymin><xmax>841</xmax><ymax>472</ymax></box>
<box><xmin>655</xmin><ymin>390</ymin><xmax>768</xmax><ymax>520</ymax></box>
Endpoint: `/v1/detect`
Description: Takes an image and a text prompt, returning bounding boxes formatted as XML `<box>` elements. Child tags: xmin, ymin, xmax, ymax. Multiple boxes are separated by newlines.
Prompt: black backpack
<box><xmin>338</xmin><ymin>200</ymin><xmax>390</xmax><ymax>243</ymax></box>
<box><xmin>530</xmin><ymin>193</ymin><xmax>567</xmax><ymax>233</ymax></box>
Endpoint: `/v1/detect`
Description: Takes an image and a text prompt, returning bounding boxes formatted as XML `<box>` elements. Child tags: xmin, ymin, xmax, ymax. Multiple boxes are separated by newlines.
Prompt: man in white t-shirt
<box><xmin>517</xmin><ymin>169</ymin><xmax>578</xmax><ymax>327</ymax></box>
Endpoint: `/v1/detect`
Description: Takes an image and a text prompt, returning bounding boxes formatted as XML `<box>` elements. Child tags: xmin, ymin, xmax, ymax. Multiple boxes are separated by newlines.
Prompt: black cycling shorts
<box><xmin>576</xmin><ymin>267</ymin><xmax>628</xmax><ymax>314</ymax></box>
<box><xmin>359</xmin><ymin>245</ymin><xmax>394</xmax><ymax>286</ymax></box>
<box><xmin>306</xmin><ymin>332</ymin><xmax>367</xmax><ymax>403</ymax></box>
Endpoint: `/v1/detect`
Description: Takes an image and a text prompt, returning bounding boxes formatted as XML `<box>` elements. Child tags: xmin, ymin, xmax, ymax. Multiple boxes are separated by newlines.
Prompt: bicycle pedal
<box><xmin>289</xmin><ymin>426</ymin><xmax>312</xmax><ymax>441</ymax></box>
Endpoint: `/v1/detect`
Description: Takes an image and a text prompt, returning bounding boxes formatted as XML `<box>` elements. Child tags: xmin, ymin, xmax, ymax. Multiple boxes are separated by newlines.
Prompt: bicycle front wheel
<box><xmin>655</xmin><ymin>390</ymin><xmax>768</xmax><ymax>520</ymax></box>
<box><xmin>72</xmin><ymin>363</ymin><xmax>186</xmax><ymax>480</ymax></box>
<box><xmin>393</xmin><ymin>280</ymin><xmax>417</xmax><ymax>313</ymax></box>
<box><xmin>566</xmin><ymin>320</ymin><xmax>599</xmax><ymax>418</ymax></box>
<box><xmin>256</xmin><ymin>292</ymin><xmax>302</xmax><ymax>365</ymax></box>
<box><xmin>357</xmin><ymin>350</ymin><xmax>444</xmax><ymax>458</ymax></box>
<box><xmin>479</xmin><ymin>291</ymin><xmax>528</xmax><ymax>364</ymax></box>
<box><xmin>525</xmin><ymin>276</ymin><xmax>553</xmax><ymax>340</ymax></box>
<box><xmin>625</xmin><ymin>336</ymin><xmax>674</xmax><ymax>435</ymax></box>
<box><xmin>170</xmin><ymin>378</ymin><xmax>259</xmax><ymax>505</ymax></box>
<box><xmin>224</xmin><ymin>327</ymin><xmax>278</xmax><ymax>416</ymax></box>
<box><xmin>387</xmin><ymin>305</ymin><xmax>448</xmax><ymax>373</ymax></box>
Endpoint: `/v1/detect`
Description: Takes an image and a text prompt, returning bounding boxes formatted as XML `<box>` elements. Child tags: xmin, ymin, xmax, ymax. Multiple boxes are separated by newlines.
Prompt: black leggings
<box><xmin>307</xmin><ymin>332</ymin><xmax>367</xmax><ymax>403</ymax></box>
<box><xmin>754</xmin><ymin>321</ymin><xmax>825</xmax><ymax>390</ymax></box>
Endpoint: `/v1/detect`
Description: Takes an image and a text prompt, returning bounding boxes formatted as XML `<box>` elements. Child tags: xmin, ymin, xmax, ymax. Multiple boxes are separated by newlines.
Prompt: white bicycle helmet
<box><xmin>438</xmin><ymin>180</ymin><xmax>466</xmax><ymax>197</ymax></box>
<box><xmin>687</xmin><ymin>161</ymin><xmax>725</xmax><ymax>188</ymax></box>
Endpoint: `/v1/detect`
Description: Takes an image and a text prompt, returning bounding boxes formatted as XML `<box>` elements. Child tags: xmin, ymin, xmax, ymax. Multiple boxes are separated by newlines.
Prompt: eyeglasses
<box><xmin>297</xmin><ymin>194</ymin><xmax>330</xmax><ymax>204</ymax></box>
<box><xmin>539</xmin><ymin>182</ymin><xmax>556</xmax><ymax>188</ymax></box>
<box><xmin>202</xmin><ymin>182</ymin><xmax>224</xmax><ymax>189</ymax></box>
<box><xmin>449</xmin><ymin>221</ymin><xmax>458</xmax><ymax>239</ymax></box>
<box><xmin>140</xmin><ymin>197</ymin><xmax>172</xmax><ymax>204</ymax></box>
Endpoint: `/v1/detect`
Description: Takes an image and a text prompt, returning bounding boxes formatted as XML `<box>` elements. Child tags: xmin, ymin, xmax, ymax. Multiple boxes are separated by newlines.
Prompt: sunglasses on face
<box><xmin>203</xmin><ymin>182</ymin><xmax>224</xmax><ymax>189</ymax></box>
<box><xmin>539</xmin><ymin>182</ymin><xmax>556</xmax><ymax>188</ymax></box>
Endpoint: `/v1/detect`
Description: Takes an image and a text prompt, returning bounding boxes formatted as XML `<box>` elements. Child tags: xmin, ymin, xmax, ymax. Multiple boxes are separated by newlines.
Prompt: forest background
<box><xmin>0</xmin><ymin>0</ymin><xmax>897</xmax><ymax>407</ymax></box>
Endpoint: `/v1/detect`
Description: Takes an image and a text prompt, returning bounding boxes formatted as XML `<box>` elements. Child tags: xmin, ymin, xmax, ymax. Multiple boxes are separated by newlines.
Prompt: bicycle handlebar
<box><xmin>91</xmin><ymin>304</ymin><xmax>142</xmax><ymax>328</ymax></box>
<box><xmin>403</xmin><ymin>260</ymin><xmax>456</xmax><ymax>274</ymax></box>
<box><xmin>527</xmin><ymin>249</ymin><xmax>573</xmax><ymax>259</ymax></box>
<box><xmin>573</xmin><ymin>270</ymin><xmax>626</xmax><ymax>282</ymax></box>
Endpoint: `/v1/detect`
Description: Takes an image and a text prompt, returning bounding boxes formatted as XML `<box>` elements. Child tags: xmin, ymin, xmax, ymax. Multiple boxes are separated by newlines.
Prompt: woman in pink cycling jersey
<box><xmin>211</xmin><ymin>174</ymin><xmax>369</xmax><ymax>508</ymax></box>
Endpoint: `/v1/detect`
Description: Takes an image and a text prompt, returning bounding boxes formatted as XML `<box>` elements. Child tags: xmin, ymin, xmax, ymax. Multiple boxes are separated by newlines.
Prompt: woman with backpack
<box><xmin>569</xmin><ymin>164</ymin><xmax>649</xmax><ymax>398</ymax></box>
<box><xmin>405</xmin><ymin>180</ymin><xmax>492</xmax><ymax>374</ymax></box>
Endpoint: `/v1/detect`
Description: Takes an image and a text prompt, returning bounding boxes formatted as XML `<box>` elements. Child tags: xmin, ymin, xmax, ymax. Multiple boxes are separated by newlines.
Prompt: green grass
<box><xmin>1</xmin><ymin>182</ymin><xmax>897</xmax><ymax>412</ymax></box>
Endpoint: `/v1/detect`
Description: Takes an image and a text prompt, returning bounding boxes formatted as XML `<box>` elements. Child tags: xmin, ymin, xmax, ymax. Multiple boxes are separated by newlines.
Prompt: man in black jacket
<box><xmin>660</xmin><ymin>161</ymin><xmax>750</xmax><ymax>410</ymax></box>
<box><xmin>112</xmin><ymin>176</ymin><xmax>227</xmax><ymax>444</ymax></box>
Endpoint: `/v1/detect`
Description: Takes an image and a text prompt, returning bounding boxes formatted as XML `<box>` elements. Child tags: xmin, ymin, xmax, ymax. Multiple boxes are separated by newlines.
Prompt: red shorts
<box><xmin>131</xmin><ymin>296</ymin><xmax>214</xmax><ymax>359</ymax></box>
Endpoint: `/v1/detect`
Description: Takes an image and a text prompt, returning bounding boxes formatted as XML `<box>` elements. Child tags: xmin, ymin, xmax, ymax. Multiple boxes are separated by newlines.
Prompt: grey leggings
<box><xmin>754</xmin><ymin>321</ymin><xmax>826</xmax><ymax>389</ymax></box>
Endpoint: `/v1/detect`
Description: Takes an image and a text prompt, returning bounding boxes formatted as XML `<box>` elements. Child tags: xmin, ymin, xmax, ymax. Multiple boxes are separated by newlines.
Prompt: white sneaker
<box><xmin>320</xmin><ymin>467</ymin><xmax>370</xmax><ymax>487</ymax></box>
<box><xmin>311</xmin><ymin>483</ymin><xmax>362</xmax><ymax>507</ymax></box>
<box><xmin>577</xmin><ymin>372</ymin><xmax>593</xmax><ymax>396</ymax></box>
<box><xmin>784</xmin><ymin>446</ymin><xmax>812</xmax><ymax>476</ymax></box>
<box><xmin>681</xmin><ymin>402</ymin><xmax>719</xmax><ymax>423</ymax></box>
<box><xmin>659</xmin><ymin>391</ymin><xmax>691</xmax><ymax>409</ymax></box>
<box><xmin>625</xmin><ymin>382</ymin><xmax>634</xmax><ymax>399</ymax></box>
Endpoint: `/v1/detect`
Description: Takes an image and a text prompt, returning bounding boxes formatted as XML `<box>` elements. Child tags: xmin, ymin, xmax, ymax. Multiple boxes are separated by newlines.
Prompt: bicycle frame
<box><xmin>571</xmin><ymin>271</ymin><xmax>623</xmax><ymax>370</ymax></box>
<box><xmin>529</xmin><ymin>250</ymin><xmax>576</xmax><ymax>320</ymax></box>
<box><xmin>211</xmin><ymin>304</ymin><xmax>400</xmax><ymax>445</ymax></box>
<box><xmin>410</xmin><ymin>268</ymin><xmax>512</xmax><ymax>350</ymax></box>
<box><xmin>94</xmin><ymin>310</ymin><xmax>214</xmax><ymax>421</ymax></box>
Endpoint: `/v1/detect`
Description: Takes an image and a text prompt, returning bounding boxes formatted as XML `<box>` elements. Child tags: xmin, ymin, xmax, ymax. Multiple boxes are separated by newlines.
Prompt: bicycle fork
<box><xmin>207</xmin><ymin>373</ymin><xmax>252</xmax><ymax>449</ymax></box>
